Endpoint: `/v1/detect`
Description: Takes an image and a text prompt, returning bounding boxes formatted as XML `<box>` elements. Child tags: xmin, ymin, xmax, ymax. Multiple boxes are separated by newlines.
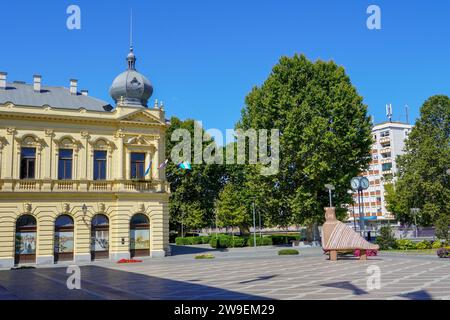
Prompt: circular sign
<box><xmin>350</xmin><ymin>177</ymin><xmax>361</xmax><ymax>191</ymax></box>
<box><xmin>360</xmin><ymin>177</ymin><xmax>370</xmax><ymax>190</ymax></box>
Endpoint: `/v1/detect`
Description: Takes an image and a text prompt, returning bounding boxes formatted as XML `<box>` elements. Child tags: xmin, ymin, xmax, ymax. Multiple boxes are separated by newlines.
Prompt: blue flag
<box><xmin>144</xmin><ymin>161</ymin><xmax>152</xmax><ymax>176</ymax></box>
<box><xmin>178</xmin><ymin>161</ymin><xmax>192</xmax><ymax>170</ymax></box>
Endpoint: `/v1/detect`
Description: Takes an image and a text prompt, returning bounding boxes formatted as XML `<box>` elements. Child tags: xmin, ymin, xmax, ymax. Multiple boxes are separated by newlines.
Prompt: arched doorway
<box><xmin>54</xmin><ymin>215</ymin><xmax>74</xmax><ymax>263</ymax></box>
<box><xmin>91</xmin><ymin>214</ymin><xmax>109</xmax><ymax>260</ymax></box>
<box><xmin>15</xmin><ymin>215</ymin><xmax>37</xmax><ymax>264</ymax></box>
<box><xmin>130</xmin><ymin>214</ymin><xmax>150</xmax><ymax>257</ymax></box>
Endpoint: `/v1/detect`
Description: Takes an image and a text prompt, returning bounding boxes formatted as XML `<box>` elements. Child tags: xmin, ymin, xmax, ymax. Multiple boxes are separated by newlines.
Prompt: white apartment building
<box><xmin>347</xmin><ymin>121</ymin><xmax>413</xmax><ymax>229</ymax></box>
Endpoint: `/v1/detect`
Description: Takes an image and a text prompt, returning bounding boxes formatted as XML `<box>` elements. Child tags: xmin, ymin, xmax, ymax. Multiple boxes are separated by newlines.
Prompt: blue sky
<box><xmin>1</xmin><ymin>1</ymin><xmax>449</xmax><ymax>140</ymax></box>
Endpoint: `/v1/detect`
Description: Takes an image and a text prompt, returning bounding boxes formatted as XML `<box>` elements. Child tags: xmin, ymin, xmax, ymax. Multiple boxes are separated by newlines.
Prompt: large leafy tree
<box><xmin>237</xmin><ymin>54</ymin><xmax>373</xmax><ymax>231</ymax></box>
<box><xmin>386</xmin><ymin>95</ymin><xmax>450</xmax><ymax>229</ymax></box>
<box><xmin>166</xmin><ymin>117</ymin><xmax>226</xmax><ymax>233</ymax></box>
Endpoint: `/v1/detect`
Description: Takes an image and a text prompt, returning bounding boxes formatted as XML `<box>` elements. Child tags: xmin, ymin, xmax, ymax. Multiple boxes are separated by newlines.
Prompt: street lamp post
<box><xmin>347</xmin><ymin>190</ymin><xmax>357</xmax><ymax>231</ymax></box>
<box><xmin>325</xmin><ymin>184</ymin><xmax>335</xmax><ymax>207</ymax></box>
<box><xmin>252</xmin><ymin>201</ymin><xmax>257</xmax><ymax>248</ymax></box>
<box><xmin>411</xmin><ymin>208</ymin><xmax>420</xmax><ymax>238</ymax></box>
<box><xmin>258</xmin><ymin>207</ymin><xmax>262</xmax><ymax>239</ymax></box>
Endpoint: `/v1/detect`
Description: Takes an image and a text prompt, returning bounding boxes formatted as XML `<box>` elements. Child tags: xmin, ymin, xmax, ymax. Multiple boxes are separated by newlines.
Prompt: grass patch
<box><xmin>195</xmin><ymin>254</ymin><xmax>215</xmax><ymax>259</ymax></box>
<box><xmin>382</xmin><ymin>249</ymin><xmax>436</xmax><ymax>255</ymax></box>
<box><xmin>278</xmin><ymin>249</ymin><xmax>299</xmax><ymax>255</ymax></box>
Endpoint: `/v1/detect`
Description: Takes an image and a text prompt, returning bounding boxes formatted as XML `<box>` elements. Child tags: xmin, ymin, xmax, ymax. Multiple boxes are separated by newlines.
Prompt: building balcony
<box><xmin>380</xmin><ymin>158</ymin><xmax>392</xmax><ymax>164</ymax></box>
<box><xmin>379</xmin><ymin>147</ymin><xmax>391</xmax><ymax>154</ymax></box>
<box><xmin>0</xmin><ymin>179</ymin><xmax>170</xmax><ymax>194</ymax></box>
<box><xmin>379</xmin><ymin>136</ymin><xmax>391</xmax><ymax>145</ymax></box>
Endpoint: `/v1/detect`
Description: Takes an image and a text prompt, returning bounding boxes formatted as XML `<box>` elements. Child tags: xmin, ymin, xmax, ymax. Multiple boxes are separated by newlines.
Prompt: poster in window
<box><xmin>54</xmin><ymin>231</ymin><xmax>74</xmax><ymax>253</ymax></box>
<box><xmin>130</xmin><ymin>229</ymin><xmax>150</xmax><ymax>249</ymax></box>
<box><xmin>91</xmin><ymin>230</ymin><xmax>109</xmax><ymax>251</ymax></box>
<box><xmin>15</xmin><ymin>232</ymin><xmax>36</xmax><ymax>254</ymax></box>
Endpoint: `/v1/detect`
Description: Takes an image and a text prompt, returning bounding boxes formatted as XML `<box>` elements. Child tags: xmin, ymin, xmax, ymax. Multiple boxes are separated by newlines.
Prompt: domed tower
<box><xmin>109</xmin><ymin>46</ymin><xmax>153</xmax><ymax>107</ymax></box>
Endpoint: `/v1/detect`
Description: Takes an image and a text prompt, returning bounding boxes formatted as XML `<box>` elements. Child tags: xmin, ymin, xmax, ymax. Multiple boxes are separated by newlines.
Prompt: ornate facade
<box><xmin>0</xmin><ymin>48</ymin><xmax>170</xmax><ymax>268</ymax></box>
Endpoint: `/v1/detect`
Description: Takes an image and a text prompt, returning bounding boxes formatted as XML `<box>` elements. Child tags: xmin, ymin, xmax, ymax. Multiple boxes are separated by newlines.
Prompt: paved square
<box><xmin>0</xmin><ymin>246</ymin><xmax>449</xmax><ymax>300</ymax></box>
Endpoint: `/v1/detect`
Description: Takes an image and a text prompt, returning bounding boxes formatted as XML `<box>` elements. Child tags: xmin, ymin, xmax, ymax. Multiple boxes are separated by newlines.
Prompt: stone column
<box><xmin>115</xmin><ymin>130</ymin><xmax>125</xmax><ymax>180</ymax></box>
<box><xmin>3</xmin><ymin>128</ymin><xmax>15</xmax><ymax>182</ymax></box>
<box><xmin>43</xmin><ymin>130</ymin><xmax>54</xmax><ymax>179</ymax></box>
<box><xmin>109</xmin><ymin>209</ymin><xmax>131</xmax><ymax>261</ymax></box>
<box><xmin>74</xmin><ymin>209</ymin><xmax>92</xmax><ymax>263</ymax></box>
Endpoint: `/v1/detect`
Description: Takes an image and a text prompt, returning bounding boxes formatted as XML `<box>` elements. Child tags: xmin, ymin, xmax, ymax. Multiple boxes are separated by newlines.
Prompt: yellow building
<box><xmin>0</xmin><ymin>47</ymin><xmax>170</xmax><ymax>268</ymax></box>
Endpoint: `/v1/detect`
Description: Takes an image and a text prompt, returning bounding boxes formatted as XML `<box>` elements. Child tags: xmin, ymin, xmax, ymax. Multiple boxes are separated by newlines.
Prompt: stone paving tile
<box><xmin>0</xmin><ymin>246</ymin><xmax>448</xmax><ymax>300</ymax></box>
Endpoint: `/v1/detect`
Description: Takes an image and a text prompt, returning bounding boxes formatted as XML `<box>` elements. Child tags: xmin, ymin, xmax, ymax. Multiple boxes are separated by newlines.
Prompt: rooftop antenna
<box><xmin>130</xmin><ymin>8</ymin><xmax>133</xmax><ymax>50</ymax></box>
<box><xmin>405</xmin><ymin>104</ymin><xmax>409</xmax><ymax>124</ymax></box>
<box><xmin>386</xmin><ymin>103</ymin><xmax>393</xmax><ymax>122</ymax></box>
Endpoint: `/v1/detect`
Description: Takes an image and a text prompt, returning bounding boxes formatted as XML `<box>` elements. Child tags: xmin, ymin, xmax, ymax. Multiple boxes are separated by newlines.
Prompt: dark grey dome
<box><xmin>109</xmin><ymin>47</ymin><xmax>153</xmax><ymax>107</ymax></box>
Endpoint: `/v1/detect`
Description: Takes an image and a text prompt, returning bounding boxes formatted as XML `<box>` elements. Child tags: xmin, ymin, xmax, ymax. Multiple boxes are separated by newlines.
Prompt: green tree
<box><xmin>386</xmin><ymin>95</ymin><xmax>450</xmax><ymax>227</ymax></box>
<box><xmin>237</xmin><ymin>54</ymin><xmax>373</xmax><ymax>233</ymax></box>
<box><xmin>216</xmin><ymin>183</ymin><xmax>252</xmax><ymax>234</ymax></box>
<box><xmin>166</xmin><ymin>117</ymin><xmax>225</xmax><ymax>233</ymax></box>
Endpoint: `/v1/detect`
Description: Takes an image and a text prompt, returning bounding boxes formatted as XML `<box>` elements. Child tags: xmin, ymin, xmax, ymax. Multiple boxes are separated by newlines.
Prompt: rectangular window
<box><xmin>93</xmin><ymin>150</ymin><xmax>107</xmax><ymax>180</ymax></box>
<box><xmin>20</xmin><ymin>147</ymin><xmax>36</xmax><ymax>179</ymax></box>
<box><xmin>58</xmin><ymin>149</ymin><xmax>73</xmax><ymax>180</ymax></box>
<box><xmin>382</xmin><ymin>163</ymin><xmax>392</xmax><ymax>172</ymax></box>
<box><xmin>130</xmin><ymin>153</ymin><xmax>145</xmax><ymax>180</ymax></box>
<box><xmin>380</xmin><ymin>130</ymin><xmax>390</xmax><ymax>137</ymax></box>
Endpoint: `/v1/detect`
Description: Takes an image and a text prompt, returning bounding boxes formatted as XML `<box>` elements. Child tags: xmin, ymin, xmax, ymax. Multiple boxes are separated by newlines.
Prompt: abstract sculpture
<box><xmin>322</xmin><ymin>207</ymin><xmax>379</xmax><ymax>261</ymax></box>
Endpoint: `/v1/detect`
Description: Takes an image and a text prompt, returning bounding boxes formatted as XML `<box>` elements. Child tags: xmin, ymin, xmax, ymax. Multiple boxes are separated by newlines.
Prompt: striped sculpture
<box><xmin>322</xmin><ymin>207</ymin><xmax>379</xmax><ymax>261</ymax></box>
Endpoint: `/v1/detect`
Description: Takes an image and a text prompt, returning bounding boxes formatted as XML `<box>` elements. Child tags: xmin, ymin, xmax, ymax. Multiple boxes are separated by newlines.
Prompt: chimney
<box><xmin>0</xmin><ymin>72</ymin><xmax>7</xmax><ymax>90</ymax></box>
<box><xmin>33</xmin><ymin>75</ymin><xmax>42</xmax><ymax>92</ymax></box>
<box><xmin>81</xmin><ymin>89</ymin><xmax>88</xmax><ymax>96</ymax></box>
<box><xmin>70</xmin><ymin>79</ymin><xmax>78</xmax><ymax>95</ymax></box>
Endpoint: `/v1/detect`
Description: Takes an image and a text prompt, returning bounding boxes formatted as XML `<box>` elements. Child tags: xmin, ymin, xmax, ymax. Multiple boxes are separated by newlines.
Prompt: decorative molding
<box><xmin>114</xmin><ymin>129</ymin><xmax>126</xmax><ymax>139</ymax></box>
<box><xmin>25</xmin><ymin>203</ymin><xmax>32</xmax><ymax>214</ymax></box>
<box><xmin>44</xmin><ymin>129</ymin><xmax>55</xmax><ymax>137</ymax></box>
<box><xmin>6</xmin><ymin>127</ymin><xmax>16</xmax><ymax>135</ymax></box>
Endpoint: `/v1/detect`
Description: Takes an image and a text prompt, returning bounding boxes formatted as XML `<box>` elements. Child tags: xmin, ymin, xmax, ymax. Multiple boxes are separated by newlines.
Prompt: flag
<box><xmin>158</xmin><ymin>159</ymin><xmax>169</xmax><ymax>169</ymax></box>
<box><xmin>177</xmin><ymin>161</ymin><xmax>192</xmax><ymax>170</ymax></box>
<box><xmin>144</xmin><ymin>160</ymin><xmax>152</xmax><ymax>176</ymax></box>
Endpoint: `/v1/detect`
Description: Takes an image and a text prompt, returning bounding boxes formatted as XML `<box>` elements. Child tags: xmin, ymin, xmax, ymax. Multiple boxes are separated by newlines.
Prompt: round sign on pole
<box><xmin>350</xmin><ymin>177</ymin><xmax>361</xmax><ymax>191</ymax></box>
<box><xmin>360</xmin><ymin>177</ymin><xmax>369</xmax><ymax>190</ymax></box>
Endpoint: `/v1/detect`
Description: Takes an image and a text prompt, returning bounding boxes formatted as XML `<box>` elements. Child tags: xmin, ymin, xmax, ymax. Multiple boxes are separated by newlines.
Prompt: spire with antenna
<box><xmin>127</xmin><ymin>9</ymin><xmax>136</xmax><ymax>70</ymax></box>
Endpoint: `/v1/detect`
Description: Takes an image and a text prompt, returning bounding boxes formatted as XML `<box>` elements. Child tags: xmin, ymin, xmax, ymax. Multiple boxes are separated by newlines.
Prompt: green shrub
<box><xmin>432</xmin><ymin>240</ymin><xmax>444</xmax><ymax>249</ymax></box>
<box><xmin>231</xmin><ymin>237</ymin><xmax>246</xmax><ymax>247</ymax></box>
<box><xmin>376</xmin><ymin>226</ymin><xmax>397</xmax><ymax>250</ymax></box>
<box><xmin>175</xmin><ymin>237</ymin><xmax>188</xmax><ymax>245</ymax></box>
<box><xmin>278</xmin><ymin>249</ymin><xmax>299</xmax><ymax>255</ymax></box>
<box><xmin>200</xmin><ymin>236</ymin><xmax>211</xmax><ymax>244</ymax></box>
<box><xmin>210</xmin><ymin>235</ymin><xmax>232</xmax><ymax>248</ymax></box>
<box><xmin>396</xmin><ymin>239</ymin><xmax>416</xmax><ymax>250</ymax></box>
<box><xmin>195</xmin><ymin>254</ymin><xmax>215</xmax><ymax>259</ymax></box>
<box><xmin>175</xmin><ymin>236</ymin><xmax>207</xmax><ymax>245</ymax></box>
<box><xmin>415</xmin><ymin>240</ymin><xmax>432</xmax><ymax>250</ymax></box>
<box><xmin>247</xmin><ymin>236</ymin><xmax>273</xmax><ymax>246</ymax></box>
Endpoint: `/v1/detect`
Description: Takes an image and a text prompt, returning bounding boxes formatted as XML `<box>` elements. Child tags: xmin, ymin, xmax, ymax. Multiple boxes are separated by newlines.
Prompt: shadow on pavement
<box><xmin>0</xmin><ymin>265</ymin><xmax>268</xmax><ymax>300</ymax></box>
<box><xmin>399</xmin><ymin>290</ymin><xmax>433</xmax><ymax>300</ymax></box>
<box><xmin>321</xmin><ymin>281</ymin><xmax>368</xmax><ymax>295</ymax></box>
<box><xmin>169</xmin><ymin>244</ymin><xmax>228</xmax><ymax>256</ymax></box>
<box><xmin>239</xmin><ymin>275</ymin><xmax>278</xmax><ymax>284</ymax></box>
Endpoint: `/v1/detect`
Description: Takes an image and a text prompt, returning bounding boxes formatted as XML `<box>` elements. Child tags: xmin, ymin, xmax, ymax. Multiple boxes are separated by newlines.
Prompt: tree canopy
<box><xmin>220</xmin><ymin>54</ymin><xmax>373</xmax><ymax>230</ymax></box>
<box><xmin>165</xmin><ymin>117</ymin><xmax>226</xmax><ymax>232</ymax></box>
<box><xmin>386</xmin><ymin>95</ymin><xmax>450</xmax><ymax>229</ymax></box>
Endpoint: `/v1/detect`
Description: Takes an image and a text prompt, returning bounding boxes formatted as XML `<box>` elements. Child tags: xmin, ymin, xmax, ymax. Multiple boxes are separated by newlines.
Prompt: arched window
<box><xmin>54</xmin><ymin>215</ymin><xmax>74</xmax><ymax>263</ymax></box>
<box><xmin>15</xmin><ymin>215</ymin><xmax>37</xmax><ymax>264</ymax></box>
<box><xmin>91</xmin><ymin>214</ymin><xmax>109</xmax><ymax>260</ymax></box>
<box><xmin>130</xmin><ymin>214</ymin><xmax>150</xmax><ymax>257</ymax></box>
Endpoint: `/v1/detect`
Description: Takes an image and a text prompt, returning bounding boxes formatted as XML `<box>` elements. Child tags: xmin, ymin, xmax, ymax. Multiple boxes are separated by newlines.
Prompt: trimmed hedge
<box><xmin>195</xmin><ymin>254</ymin><xmax>215</xmax><ymax>259</ymax></box>
<box><xmin>278</xmin><ymin>249</ymin><xmax>299</xmax><ymax>255</ymax></box>
<box><xmin>175</xmin><ymin>236</ymin><xmax>211</xmax><ymax>246</ymax></box>
<box><xmin>247</xmin><ymin>236</ymin><xmax>273</xmax><ymax>246</ymax></box>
